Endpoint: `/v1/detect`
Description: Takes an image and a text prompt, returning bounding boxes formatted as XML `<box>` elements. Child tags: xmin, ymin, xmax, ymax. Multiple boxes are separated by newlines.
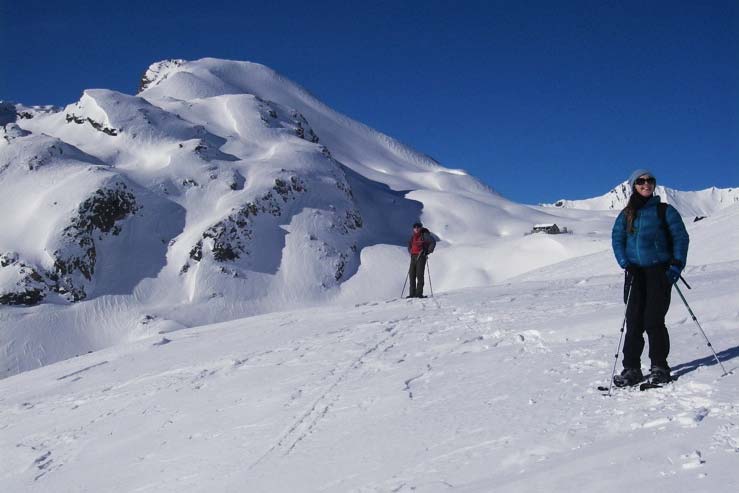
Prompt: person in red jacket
<box><xmin>407</xmin><ymin>222</ymin><xmax>436</xmax><ymax>298</ymax></box>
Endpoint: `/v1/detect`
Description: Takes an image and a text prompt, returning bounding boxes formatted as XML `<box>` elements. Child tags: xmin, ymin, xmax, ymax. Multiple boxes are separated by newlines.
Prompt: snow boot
<box><xmin>649</xmin><ymin>365</ymin><xmax>672</xmax><ymax>384</ymax></box>
<box><xmin>613</xmin><ymin>367</ymin><xmax>644</xmax><ymax>387</ymax></box>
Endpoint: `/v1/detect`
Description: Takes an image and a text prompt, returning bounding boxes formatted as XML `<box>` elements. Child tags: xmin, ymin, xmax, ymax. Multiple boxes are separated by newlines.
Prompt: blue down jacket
<box><xmin>612</xmin><ymin>196</ymin><xmax>689</xmax><ymax>269</ymax></box>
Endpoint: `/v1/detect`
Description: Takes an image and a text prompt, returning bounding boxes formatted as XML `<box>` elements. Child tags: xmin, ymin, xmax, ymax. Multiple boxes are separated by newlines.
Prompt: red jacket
<box><xmin>408</xmin><ymin>228</ymin><xmax>435</xmax><ymax>255</ymax></box>
<box><xmin>409</xmin><ymin>232</ymin><xmax>424</xmax><ymax>254</ymax></box>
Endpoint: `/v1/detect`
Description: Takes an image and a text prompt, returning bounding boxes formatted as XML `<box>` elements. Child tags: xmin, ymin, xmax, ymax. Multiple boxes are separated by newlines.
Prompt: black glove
<box><xmin>666</xmin><ymin>264</ymin><xmax>681</xmax><ymax>284</ymax></box>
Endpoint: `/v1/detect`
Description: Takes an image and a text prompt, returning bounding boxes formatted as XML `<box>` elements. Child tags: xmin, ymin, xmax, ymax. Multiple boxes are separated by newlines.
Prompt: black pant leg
<box><xmin>416</xmin><ymin>255</ymin><xmax>426</xmax><ymax>295</ymax></box>
<box><xmin>408</xmin><ymin>256</ymin><xmax>418</xmax><ymax>296</ymax></box>
<box><xmin>644</xmin><ymin>265</ymin><xmax>672</xmax><ymax>368</ymax></box>
<box><xmin>623</xmin><ymin>269</ymin><xmax>646</xmax><ymax>369</ymax></box>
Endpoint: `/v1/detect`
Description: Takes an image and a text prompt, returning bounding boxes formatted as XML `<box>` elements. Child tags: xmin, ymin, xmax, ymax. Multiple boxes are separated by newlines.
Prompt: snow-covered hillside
<box><xmin>1</xmin><ymin>58</ymin><xmax>619</xmax><ymax>377</ymax></box>
<box><xmin>1</xmin><ymin>57</ymin><xmax>736</xmax><ymax>380</ymax></box>
<box><xmin>544</xmin><ymin>181</ymin><xmax>739</xmax><ymax>218</ymax></box>
<box><xmin>1</xmin><ymin>204</ymin><xmax>737</xmax><ymax>492</ymax></box>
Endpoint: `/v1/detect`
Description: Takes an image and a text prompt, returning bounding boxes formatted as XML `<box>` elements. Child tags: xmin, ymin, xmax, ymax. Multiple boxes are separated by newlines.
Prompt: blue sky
<box><xmin>2</xmin><ymin>0</ymin><xmax>737</xmax><ymax>203</ymax></box>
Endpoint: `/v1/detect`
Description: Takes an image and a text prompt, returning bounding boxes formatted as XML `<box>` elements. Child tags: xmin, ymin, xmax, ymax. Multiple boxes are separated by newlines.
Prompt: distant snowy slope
<box><xmin>544</xmin><ymin>181</ymin><xmax>739</xmax><ymax>218</ymax></box>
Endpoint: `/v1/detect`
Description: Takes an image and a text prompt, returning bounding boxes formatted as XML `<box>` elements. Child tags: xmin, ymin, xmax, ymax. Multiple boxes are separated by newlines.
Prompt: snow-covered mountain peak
<box><xmin>544</xmin><ymin>181</ymin><xmax>739</xmax><ymax>218</ymax></box>
<box><xmin>136</xmin><ymin>57</ymin><xmax>492</xmax><ymax>193</ymax></box>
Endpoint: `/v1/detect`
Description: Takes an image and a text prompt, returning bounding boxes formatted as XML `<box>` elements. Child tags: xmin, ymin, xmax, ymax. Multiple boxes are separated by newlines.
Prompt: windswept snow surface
<box><xmin>1</xmin><ymin>248</ymin><xmax>738</xmax><ymax>492</ymax></box>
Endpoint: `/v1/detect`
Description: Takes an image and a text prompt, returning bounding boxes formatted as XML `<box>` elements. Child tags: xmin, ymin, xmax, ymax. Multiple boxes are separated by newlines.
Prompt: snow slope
<box><xmin>0</xmin><ymin>58</ymin><xmax>625</xmax><ymax>377</ymax></box>
<box><xmin>1</xmin><ymin>214</ymin><xmax>737</xmax><ymax>491</ymax></box>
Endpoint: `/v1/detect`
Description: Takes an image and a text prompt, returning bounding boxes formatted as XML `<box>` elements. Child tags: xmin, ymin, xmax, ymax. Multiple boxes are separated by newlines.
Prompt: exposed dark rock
<box><xmin>0</xmin><ymin>289</ymin><xmax>45</xmax><ymax>306</ymax></box>
<box><xmin>345</xmin><ymin>209</ymin><xmax>363</xmax><ymax>230</ymax></box>
<box><xmin>73</xmin><ymin>184</ymin><xmax>139</xmax><ymax>235</ymax></box>
<box><xmin>138</xmin><ymin>59</ymin><xmax>185</xmax><ymax>93</ymax></box>
<box><xmin>65</xmin><ymin>113</ymin><xmax>119</xmax><ymax>136</ymax></box>
<box><xmin>0</xmin><ymin>252</ymin><xmax>18</xmax><ymax>267</ymax></box>
<box><xmin>0</xmin><ymin>254</ymin><xmax>49</xmax><ymax>306</ymax></box>
<box><xmin>49</xmin><ymin>182</ymin><xmax>140</xmax><ymax>300</ymax></box>
<box><xmin>188</xmin><ymin>175</ymin><xmax>307</xmax><ymax>264</ymax></box>
<box><xmin>334</xmin><ymin>253</ymin><xmax>348</xmax><ymax>281</ymax></box>
<box><xmin>291</xmin><ymin>110</ymin><xmax>319</xmax><ymax>143</ymax></box>
<box><xmin>189</xmin><ymin>242</ymin><xmax>203</xmax><ymax>262</ymax></box>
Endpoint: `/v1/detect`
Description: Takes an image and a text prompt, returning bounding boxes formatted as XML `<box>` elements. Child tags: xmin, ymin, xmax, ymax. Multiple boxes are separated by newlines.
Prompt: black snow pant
<box><xmin>408</xmin><ymin>254</ymin><xmax>427</xmax><ymax>297</ymax></box>
<box><xmin>623</xmin><ymin>264</ymin><xmax>672</xmax><ymax>370</ymax></box>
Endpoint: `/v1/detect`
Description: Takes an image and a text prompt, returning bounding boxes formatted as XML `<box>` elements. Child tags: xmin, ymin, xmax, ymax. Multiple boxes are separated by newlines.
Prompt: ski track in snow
<box><xmin>1</xmin><ymin>263</ymin><xmax>738</xmax><ymax>492</ymax></box>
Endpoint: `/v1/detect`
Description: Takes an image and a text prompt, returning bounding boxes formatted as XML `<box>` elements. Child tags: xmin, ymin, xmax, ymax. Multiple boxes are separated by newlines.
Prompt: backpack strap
<box><xmin>658</xmin><ymin>202</ymin><xmax>673</xmax><ymax>253</ymax></box>
<box><xmin>657</xmin><ymin>202</ymin><xmax>667</xmax><ymax>225</ymax></box>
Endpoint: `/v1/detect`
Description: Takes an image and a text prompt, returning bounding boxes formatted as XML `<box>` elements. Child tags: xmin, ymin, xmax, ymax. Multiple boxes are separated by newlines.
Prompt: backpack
<box><xmin>422</xmin><ymin>228</ymin><xmax>437</xmax><ymax>253</ymax></box>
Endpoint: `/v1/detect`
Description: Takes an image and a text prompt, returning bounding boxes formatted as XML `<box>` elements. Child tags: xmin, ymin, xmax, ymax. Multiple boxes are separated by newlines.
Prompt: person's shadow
<box><xmin>672</xmin><ymin>344</ymin><xmax>739</xmax><ymax>379</ymax></box>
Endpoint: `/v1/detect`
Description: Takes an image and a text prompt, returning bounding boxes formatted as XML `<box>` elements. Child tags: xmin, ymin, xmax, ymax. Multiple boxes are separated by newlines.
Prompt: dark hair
<box><xmin>623</xmin><ymin>188</ymin><xmax>642</xmax><ymax>233</ymax></box>
<box><xmin>412</xmin><ymin>222</ymin><xmax>423</xmax><ymax>228</ymax></box>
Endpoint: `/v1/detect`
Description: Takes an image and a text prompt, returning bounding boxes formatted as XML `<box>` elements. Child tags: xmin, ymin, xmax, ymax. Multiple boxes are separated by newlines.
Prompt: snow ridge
<box><xmin>544</xmin><ymin>181</ymin><xmax>739</xmax><ymax>218</ymax></box>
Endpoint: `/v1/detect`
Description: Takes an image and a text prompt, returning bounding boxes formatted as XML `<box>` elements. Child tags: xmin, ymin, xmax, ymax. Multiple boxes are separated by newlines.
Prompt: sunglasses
<box><xmin>634</xmin><ymin>177</ymin><xmax>656</xmax><ymax>186</ymax></box>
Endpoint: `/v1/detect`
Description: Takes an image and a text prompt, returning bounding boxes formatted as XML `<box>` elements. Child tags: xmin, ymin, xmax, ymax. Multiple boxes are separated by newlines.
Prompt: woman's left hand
<box><xmin>666</xmin><ymin>264</ymin><xmax>682</xmax><ymax>284</ymax></box>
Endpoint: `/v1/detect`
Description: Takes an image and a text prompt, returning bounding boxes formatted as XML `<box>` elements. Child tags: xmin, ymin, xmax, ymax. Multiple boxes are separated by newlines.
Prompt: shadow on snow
<box><xmin>672</xmin><ymin>343</ymin><xmax>739</xmax><ymax>379</ymax></box>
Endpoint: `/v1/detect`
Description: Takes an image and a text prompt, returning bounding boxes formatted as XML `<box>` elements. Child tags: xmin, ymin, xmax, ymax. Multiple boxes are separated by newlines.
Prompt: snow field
<box><xmin>1</xmin><ymin>260</ymin><xmax>737</xmax><ymax>492</ymax></box>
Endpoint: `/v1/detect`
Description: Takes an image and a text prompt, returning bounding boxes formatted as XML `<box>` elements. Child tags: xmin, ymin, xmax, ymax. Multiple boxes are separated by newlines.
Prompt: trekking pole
<box><xmin>400</xmin><ymin>272</ymin><xmax>409</xmax><ymax>299</ymax></box>
<box><xmin>674</xmin><ymin>284</ymin><xmax>728</xmax><ymax>376</ymax></box>
<box><xmin>425</xmin><ymin>256</ymin><xmax>442</xmax><ymax>309</ymax></box>
<box><xmin>603</xmin><ymin>277</ymin><xmax>633</xmax><ymax>396</ymax></box>
<box><xmin>426</xmin><ymin>256</ymin><xmax>434</xmax><ymax>298</ymax></box>
<box><xmin>680</xmin><ymin>275</ymin><xmax>691</xmax><ymax>290</ymax></box>
<box><xmin>401</xmin><ymin>254</ymin><xmax>422</xmax><ymax>298</ymax></box>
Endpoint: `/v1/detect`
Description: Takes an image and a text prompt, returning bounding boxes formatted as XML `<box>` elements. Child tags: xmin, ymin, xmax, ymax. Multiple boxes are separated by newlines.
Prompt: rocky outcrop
<box><xmin>0</xmin><ymin>253</ymin><xmax>47</xmax><ymax>305</ymax></box>
<box><xmin>255</xmin><ymin>97</ymin><xmax>320</xmax><ymax>144</ymax></box>
<box><xmin>0</xmin><ymin>123</ymin><xmax>31</xmax><ymax>145</ymax></box>
<box><xmin>65</xmin><ymin>113</ymin><xmax>119</xmax><ymax>136</ymax></box>
<box><xmin>186</xmin><ymin>176</ymin><xmax>307</xmax><ymax>267</ymax></box>
<box><xmin>49</xmin><ymin>182</ymin><xmax>140</xmax><ymax>300</ymax></box>
<box><xmin>138</xmin><ymin>59</ymin><xmax>186</xmax><ymax>93</ymax></box>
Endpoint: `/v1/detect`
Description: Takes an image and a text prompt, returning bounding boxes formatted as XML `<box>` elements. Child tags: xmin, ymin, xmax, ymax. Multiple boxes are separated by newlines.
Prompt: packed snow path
<box><xmin>1</xmin><ymin>263</ymin><xmax>738</xmax><ymax>492</ymax></box>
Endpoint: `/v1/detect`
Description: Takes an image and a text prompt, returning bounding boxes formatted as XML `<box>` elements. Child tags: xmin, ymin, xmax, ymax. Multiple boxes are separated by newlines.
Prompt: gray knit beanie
<box><xmin>628</xmin><ymin>169</ymin><xmax>655</xmax><ymax>189</ymax></box>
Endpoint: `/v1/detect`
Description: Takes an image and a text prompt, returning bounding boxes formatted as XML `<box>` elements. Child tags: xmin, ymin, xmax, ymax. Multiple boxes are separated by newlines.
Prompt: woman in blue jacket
<box><xmin>611</xmin><ymin>169</ymin><xmax>689</xmax><ymax>386</ymax></box>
